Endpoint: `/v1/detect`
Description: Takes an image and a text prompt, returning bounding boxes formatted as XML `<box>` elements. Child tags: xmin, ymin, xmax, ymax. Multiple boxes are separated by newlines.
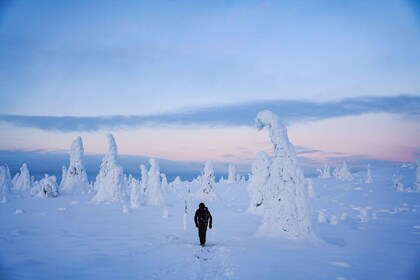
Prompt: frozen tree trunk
<box><xmin>255</xmin><ymin>110</ymin><xmax>317</xmax><ymax>240</ymax></box>
<box><xmin>61</xmin><ymin>137</ymin><xmax>90</xmax><ymax>195</ymax></box>
<box><xmin>247</xmin><ymin>151</ymin><xmax>270</xmax><ymax>215</ymax></box>
<box><xmin>92</xmin><ymin>134</ymin><xmax>127</xmax><ymax>204</ymax></box>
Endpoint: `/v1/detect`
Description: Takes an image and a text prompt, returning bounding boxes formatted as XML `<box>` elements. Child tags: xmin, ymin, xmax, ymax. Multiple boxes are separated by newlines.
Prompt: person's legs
<box><xmin>198</xmin><ymin>224</ymin><xmax>207</xmax><ymax>246</ymax></box>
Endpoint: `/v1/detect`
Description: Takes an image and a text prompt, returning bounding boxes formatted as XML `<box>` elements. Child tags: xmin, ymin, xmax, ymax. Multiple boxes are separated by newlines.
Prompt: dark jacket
<box><xmin>194</xmin><ymin>205</ymin><xmax>212</xmax><ymax>228</ymax></box>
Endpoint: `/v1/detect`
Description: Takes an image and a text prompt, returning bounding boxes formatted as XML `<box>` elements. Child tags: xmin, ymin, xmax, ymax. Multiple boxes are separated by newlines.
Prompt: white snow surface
<box><xmin>1</xmin><ymin>165</ymin><xmax>419</xmax><ymax>279</ymax></box>
<box><xmin>60</xmin><ymin>137</ymin><xmax>90</xmax><ymax>195</ymax></box>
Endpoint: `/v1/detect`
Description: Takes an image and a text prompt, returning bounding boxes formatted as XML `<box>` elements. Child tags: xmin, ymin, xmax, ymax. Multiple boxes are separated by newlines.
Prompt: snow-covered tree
<box><xmin>195</xmin><ymin>161</ymin><xmax>219</xmax><ymax>201</ymax></box>
<box><xmin>0</xmin><ymin>165</ymin><xmax>12</xmax><ymax>202</ymax></box>
<box><xmin>61</xmin><ymin>137</ymin><xmax>90</xmax><ymax>195</ymax></box>
<box><xmin>145</xmin><ymin>158</ymin><xmax>165</xmax><ymax>205</ymax></box>
<box><xmin>12</xmin><ymin>163</ymin><xmax>32</xmax><ymax>192</ymax></box>
<box><xmin>130</xmin><ymin>177</ymin><xmax>141</xmax><ymax>208</ymax></box>
<box><xmin>414</xmin><ymin>159</ymin><xmax>420</xmax><ymax>192</ymax></box>
<box><xmin>60</xmin><ymin>165</ymin><xmax>67</xmax><ymax>188</ymax></box>
<box><xmin>255</xmin><ymin>110</ymin><xmax>317</xmax><ymax>240</ymax></box>
<box><xmin>307</xmin><ymin>178</ymin><xmax>317</xmax><ymax>199</ymax></box>
<box><xmin>247</xmin><ymin>151</ymin><xmax>270</xmax><ymax>215</ymax></box>
<box><xmin>317</xmin><ymin>161</ymin><xmax>331</xmax><ymax>178</ymax></box>
<box><xmin>92</xmin><ymin>134</ymin><xmax>127</xmax><ymax>204</ymax></box>
<box><xmin>31</xmin><ymin>174</ymin><xmax>59</xmax><ymax>198</ymax></box>
<box><xmin>333</xmin><ymin>162</ymin><xmax>353</xmax><ymax>180</ymax></box>
<box><xmin>161</xmin><ymin>173</ymin><xmax>169</xmax><ymax>193</ymax></box>
<box><xmin>227</xmin><ymin>163</ymin><xmax>236</xmax><ymax>183</ymax></box>
<box><xmin>394</xmin><ymin>176</ymin><xmax>404</xmax><ymax>192</ymax></box>
<box><xmin>365</xmin><ymin>164</ymin><xmax>373</xmax><ymax>184</ymax></box>
<box><xmin>139</xmin><ymin>164</ymin><xmax>148</xmax><ymax>193</ymax></box>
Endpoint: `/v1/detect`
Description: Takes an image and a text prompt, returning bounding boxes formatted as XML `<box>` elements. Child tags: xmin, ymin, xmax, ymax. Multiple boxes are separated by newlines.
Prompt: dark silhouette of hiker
<box><xmin>194</xmin><ymin>202</ymin><xmax>212</xmax><ymax>246</ymax></box>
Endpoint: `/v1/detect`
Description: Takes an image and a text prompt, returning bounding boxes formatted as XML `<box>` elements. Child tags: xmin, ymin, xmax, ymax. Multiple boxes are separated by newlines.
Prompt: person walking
<box><xmin>194</xmin><ymin>202</ymin><xmax>213</xmax><ymax>246</ymax></box>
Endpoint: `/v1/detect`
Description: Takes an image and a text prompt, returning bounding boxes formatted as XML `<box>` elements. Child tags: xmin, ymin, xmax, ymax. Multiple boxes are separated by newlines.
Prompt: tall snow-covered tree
<box><xmin>415</xmin><ymin>159</ymin><xmax>420</xmax><ymax>192</ymax></box>
<box><xmin>61</xmin><ymin>137</ymin><xmax>90</xmax><ymax>194</ymax></box>
<box><xmin>92</xmin><ymin>134</ymin><xmax>127</xmax><ymax>203</ymax></box>
<box><xmin>12</xmin><ymin>163</ymin><xmax>32</xmax><ymax>192</ymax></box>
<box><xmin>195</xmin><ymin>161</ymin><xmax>219</xmax><ymax>201</ymax></box>
<box><xmin>140</xmin><ymin>164</ymin><xmax>148</xmax><ymax>193</ymax></box>
<box><xmin>365</xmin><ymin>164</ymin><xmax>373</xmax><ymax>184</ymax></box>
<box><xmin>130</xmin><ymin>177</ymin><xmax>141</xmax><ymax>208</ymax></box>
<box><xmin>247</xmin><ymin>151</ymin><xmax>270</xmax><ymax>215</ymax></box>
<box><xmin>145</xmin><ymin>158</ymin><xmax>165</xmax><ymax>205</ymax></box>
<box><xmin>255</xmin><ymin>110</ymin><xmax>317</xmax><ymax>240</ymax></box>
<box><xmin>227</xmin><ymin>163</ymin><xmax>237</xmax><ymax>183</ymax></box>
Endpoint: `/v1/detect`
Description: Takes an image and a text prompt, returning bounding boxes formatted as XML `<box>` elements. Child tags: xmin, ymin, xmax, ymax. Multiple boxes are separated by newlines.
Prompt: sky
<box><xmin>0</xmin><ymin>0</ymin><xmax>419</xmax><ymax>178</ymax></box>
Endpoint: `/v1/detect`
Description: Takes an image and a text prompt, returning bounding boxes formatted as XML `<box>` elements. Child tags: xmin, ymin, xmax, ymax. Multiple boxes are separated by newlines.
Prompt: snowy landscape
<box><xmin>1</xmin><ymin>111</ymin><xmax>419</xmax><ymax>280</ymax></box>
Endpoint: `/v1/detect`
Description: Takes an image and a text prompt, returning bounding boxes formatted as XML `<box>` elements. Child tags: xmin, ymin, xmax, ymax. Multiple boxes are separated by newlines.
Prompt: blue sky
<box><xmin>0</xmin><ymin>0</ymin><xmax>419</xmax><ymax>177</ymax></box>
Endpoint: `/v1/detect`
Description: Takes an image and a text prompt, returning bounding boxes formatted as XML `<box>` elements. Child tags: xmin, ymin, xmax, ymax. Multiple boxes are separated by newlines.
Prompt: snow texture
<box><xmin>60</xmin><ymin>137</ymin><xmax>90</xmax><ymax>195</ymax></box>
<box><xmin>92</xmin><ymin>134</ymin><xmax>127</xmax><ymax>204</ymax></box>
<box><xmin>227</xmin><ymin>163</ymin><xmax>237</xmax><ymax>183</ymax></box>
<box><xmin>247</xmin><ymin>151</ymin><xmax>270</xmax><ymax>215</ymax></box>
<box><xmin>145</xmin><ymin>158</ymin><xmax>165</xmax><ymax>205</ymax></box>
<box><xmin>12</xmin><ymin>163</ymin><xmax>32</xmax><ymax>192</ymax></box>
<box><xmin>255</xmin><ymin>110</ymin><xmax>317</xmax><ymax>240</ymax></box>
<box><xmin>365</xmin><ymin>164</ymin><xmax>373</xmax><ymax>184</ymax></box>
<box><xmin>333</xmin><ymin>162</ymin><xmax>353</xmax><ymax>181</ymax></box>
<box><xmin>195</xmin><ymin>161</ymin><xmax>219</xmax><ymax>201</ymax></box>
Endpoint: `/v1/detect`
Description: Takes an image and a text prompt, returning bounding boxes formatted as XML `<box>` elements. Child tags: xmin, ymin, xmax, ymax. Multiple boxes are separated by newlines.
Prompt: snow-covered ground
<box><xmin>1</xmin><ymin>165</ymin><xmax>419</xmax><ymax>280</ymax></box>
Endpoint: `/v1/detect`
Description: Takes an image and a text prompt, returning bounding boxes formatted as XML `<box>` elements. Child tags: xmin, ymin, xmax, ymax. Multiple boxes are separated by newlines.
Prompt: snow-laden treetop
<box><xmin>256</xmin><ymin>110</ymin><xmax>296</xmax><ymax>161</ymax></box>
<box><xmin>70</xmin><ymin>136</ymin><xmax>84</xmax><ymax>165</ymax></box>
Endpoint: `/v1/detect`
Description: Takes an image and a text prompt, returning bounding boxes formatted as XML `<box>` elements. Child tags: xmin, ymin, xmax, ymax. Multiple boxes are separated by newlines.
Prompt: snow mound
<box><xmin>31</xmin><ymin>174</ymin><xmax>59</xmax><ymax>198</ymax></box>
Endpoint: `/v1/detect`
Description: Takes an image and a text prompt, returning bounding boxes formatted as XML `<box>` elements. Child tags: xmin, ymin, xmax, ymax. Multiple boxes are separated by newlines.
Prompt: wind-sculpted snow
<box><xmin>255</xmin><ymin>110</ymin><xmax>317</xmax><ymax>240</ymax></box>
<box><xmin>145</xmin><ymin>158</ymin><xmax>165</xmax><ymax>205</ymax></box>
<box><xmin>60</xmin><ymin>137</ymin><xmax>90</xmax><ymax>195</ymax></box>
<box><xmin>92</xmin><ymin>134</ymin><xmax>127</xmax><ymax>203</ymax></box>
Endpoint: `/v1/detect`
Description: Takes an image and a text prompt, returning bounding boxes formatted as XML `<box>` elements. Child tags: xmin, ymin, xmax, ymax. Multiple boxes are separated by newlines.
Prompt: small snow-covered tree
<box><xmin>195</xmin><ymin>161</ymin><xmax>219</xmax><ymax>201</ymax></box>
<box><xmin>130</xmin><ymin>177</ymin><xmax>141</xmax><ymax>208</ymax></box>
<box><xmin>161</xmin><ymin>173</ymin><xmax>169</xmax><ymax>193</ymax></box>
<box><xmin>12</xmin><ymin>163</ymin><xmax>32</xmax><ymax>192</ymax></box>
<box><xmin>365</xmin><ymin>164</ymin><xmax>373</xmax><ymax>184</ymax></box>
<box><xmin>139</xmin><ymin>164</ymin><xmax>148</xmax><ymax>193</ymax></box>
<box><xmin>255</xmin><ymin>110</ymin><xmax>317</xmax><ymax>240</ymax></box>
<box><xmin>307</xmin><ymin>178</ymin><xmax>317</xmax><ymax>199</ymax></box>
<box><xmin>61</xmin><ymin>137</ymin><xmax>90</xmax><ymax>195</ymax></box>
<box><xmin>317</xmin><ymin>162</ymin><xmax>331</xmax><ymax>178</ymax></box>
<box><xmin>92</xmin><ymin>134</ymin><xmax>127</xmax><ymax>203</ymax></box>
<box><xmin>333</xmin><ymin>162</ymin><xmax>353</xmax><ymax>180</ymax></box>
<box><xmin>247</xmin><ymin>151</ymin><xmax>270</xmax><ymax>215</ymax></box>
<box><xmin>414</xmin><ymin>159</ymin><xmax>420</xmax><ymax>192</ymax></box>
<box><xmin>0</xmin><ymin>165</ymin><xmax>12</xmax><ymax>201</ymax></box>
<box><xmin>60</xmin><ymin>165</ymin><xmax>67</xmax><ymax>188</ymax></box>
<box><xmin>394</xmin><ymin>176</ymin><xmax>404</xmax><ymax>192</ymax></box>
<box><xmin>227</xmin><ymin>163</ymin><xmax>236</xmax><ymax>183</ymax></box>
<box><xmin>31</xmin><ymin>174</ymin><xmax>59</xmax><ymax>198</ymax></box>
<box><xmin>145</xmin><ymin>158</ymin><xmax>165</xmax><ymax>205</ymax></box>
